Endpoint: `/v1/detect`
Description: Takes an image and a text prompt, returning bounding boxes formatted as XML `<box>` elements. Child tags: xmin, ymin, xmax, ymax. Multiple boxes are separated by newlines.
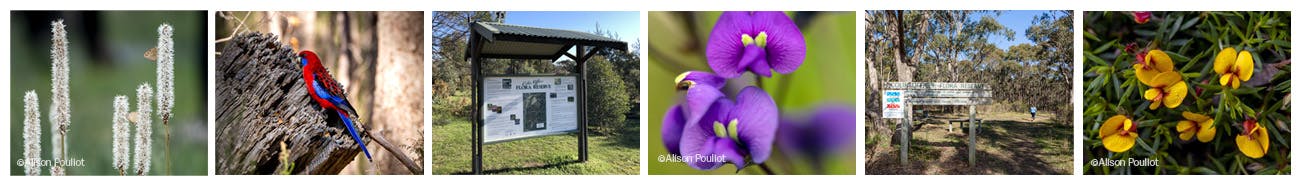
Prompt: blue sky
<box><xmin>986</xmin><ymin>10</ymin><xmax>1048</xmax><ymax>49</ymax></box>
<box><xmin>505</xmin><ymin>11</ymin><xmax>641</xmax><ymax>47</ymax></box>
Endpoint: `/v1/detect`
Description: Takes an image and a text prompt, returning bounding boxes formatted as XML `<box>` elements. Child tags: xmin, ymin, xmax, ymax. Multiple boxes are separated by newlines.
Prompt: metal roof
<box><xmin>469</xmin><ymin>22</ymin><xmax>629</xmax><ymax>60</ymax></box>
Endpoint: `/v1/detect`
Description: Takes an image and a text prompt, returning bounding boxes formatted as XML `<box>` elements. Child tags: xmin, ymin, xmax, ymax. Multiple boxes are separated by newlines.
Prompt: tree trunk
<box><xmin>891</xmin><ymin>11</ymin><xmax>913</xmax><ymax>83</ymax></box>
<box><xmin>368</xmin><ymin>11</ymin><xmax>425</xmax><ymax>174</ymax></box>
<box><xmin>216</xmin><ymin>32</ymin><xmax>368</xmax><ymax>175</ymax></box>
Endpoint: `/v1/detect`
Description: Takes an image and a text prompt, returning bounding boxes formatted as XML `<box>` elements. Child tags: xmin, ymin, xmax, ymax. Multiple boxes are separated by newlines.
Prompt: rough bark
<box><xmin>216</xmin><ymin>32</ymin><xmax>368</xmax><ymax>175</ymax></box>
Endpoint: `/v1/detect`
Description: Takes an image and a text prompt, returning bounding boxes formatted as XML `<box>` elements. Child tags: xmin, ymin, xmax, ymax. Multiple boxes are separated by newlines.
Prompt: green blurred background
<box><xmin>9</xmin><ymin>11</ymin><xmax>208</xmax><ymax>175</ymax></box>
<box><xmin>647</xmin><ymin>11</ymin><xmax>857</xmax><ymax>175</ymax></box>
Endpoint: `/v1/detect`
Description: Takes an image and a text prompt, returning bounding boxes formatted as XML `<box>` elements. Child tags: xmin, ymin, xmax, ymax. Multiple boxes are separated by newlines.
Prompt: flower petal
<box><xmin>1214</xmin><ymin>47</ymin><xmax>1236</xmax><ymax>74</ymax></box>
<box><xmin>1197</xmin><ymin>121</ymin><xmax>1216</xmax><ymax>143</ymax></box>
<box><xmin>1137</xmin><ymin>50</ymin><xmax>1175</xmax><ymax>86</ymax></box>
<box><xmin>1098</xmin><ymin>115</ymin><xmax>1127</xmax><ymax>138</ymax></box>
<box><xmin>1138</xmin><ymin>65</ymin><xmax>1159</xmax><ymax>86</ymax></box>
<box><xmin>676</xmin><ymin>71</ymin><xmax>726</xmax><ymax>89</ymax></box>
<box><xmin>739</xmin><ymin>44</ymin><xmax>763</xmax><ymax>72</ymax></box>
<box><xmin>662</xmin><ymin>105</ymin><xmax>686</xmax><ymax>155</ymax></box>
<box><xmin>1147</xmin><ymin>50</ymin><xmax>1174</xmax><ymax>72</ymax></box>
<box><xmin>679</xmin><ymin>100</ymin><xmax>733</xmax><ymax>170</ymax></box>
<box><xmin>1257</xmin><ymin>125</ymin><xmax>1269</xmax><ymax>156</ymax></box>
<box><xmin>1236</xmin><ymin>50</ymin><xmax>1254</xmax><ymax>82</ymax></box>
<box><xmin>776</xmin><ymin>120</ymin><xmax>806</xmax><ymax>158</ymax></box>
<box><xmin>1176</xmin><ymin>120</ymin><xmax>1195</xmax><ymax>141</ymax></box>
<box><xmin>747</xmin><ymin>54</ymin><xmax>774</xmax><ymax>77</ymax></box>
<box><xmin>1236</xmin><ymin>134</ymin><xmax>1266</xmax><ymax>158</ymax></box>
<box><xmin>1135</xmin><ymin>66</ymin><xmax>1160</xmax><ymax>86</ymax></box>
<box><xmin>810</xmin><ymin>105</ymin><xmax>857</xmax><ymax>153</ymax></box>
<box><xmin>729</xmin><ymin>86</ymin><xmax>779</xmax><ymax>163</ymax></box>
<box><xmin>713</xmin><ymin>138</ymin><xmax>747</xmax><ymax>169</ymax></box>
<box><xmin>682</xmin><ymin>85</ymin><xmax>725</xmax><ymax>126</ymax></box>
<box><xmin>1179</xmin><ymin>131</ymin><xmax>1195</xmax><ymax>141</ymax></box>
<box><xmin>1163</xmin><ymin>81</ymin><xmax>1188</xmax><ymax>108</ymax></box>
<box><xmin>1176</xmin><ymin>120</ymin><xmax>1195</xmax><ymax>133</ymax></box>
<box><xmin>751</xmin><ymin>11</ymin><xmax>805</xmax><ymax>74</ymax></box>
<box><xmin>1133</xmin><ymin>11</ymin><xmax>1152</xmax><ymax>24</ymax></box>
<box><xmin>681</xmin><ymin>135</ymin><xmax>723</xmax><ymax>170</ymax></box>
<box><xmin>742</xmin><ymin>44</ymin><xmax>773</xmax><ymax>77</ymax></box>
<box><xmin>1152</xmin><ymin>71</ymin><xmax>1183</xmax><ymax>87</ymax></box>
<box><xmin>1103</xmin><ymin>133</ymin><xmax>1136</xmax><ymax>153</ymax></box>
<box><xmin>1219</xmin><ymin>75</ymin><xmax>1233</xmax><ymax>87</ymax></box>
<box><xmin>676</xmin><ymin>98</ymin><xmax>738</xmax><ymax>170</ymax></box>
<box><xmin>706</xmin><ymin>12</ymin><xmax>755</xmax><ymax>78</ymax></box>
<box><xmin>1181</xmin><ymin>111</ymin><xmax>1211</xmax><ymax>122</ymax></box>
<box><xmin>1143</xmin><ymin>88</ymin><xmax>1160</xmax><ymax>101</ymax></box>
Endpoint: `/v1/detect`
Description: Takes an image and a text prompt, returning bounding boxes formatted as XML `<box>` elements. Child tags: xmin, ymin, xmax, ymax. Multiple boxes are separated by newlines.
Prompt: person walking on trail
<box><xmin>1030</xmin><ymin>106</ymin><xmax>1038</xmax><ymax>122</ymax></box>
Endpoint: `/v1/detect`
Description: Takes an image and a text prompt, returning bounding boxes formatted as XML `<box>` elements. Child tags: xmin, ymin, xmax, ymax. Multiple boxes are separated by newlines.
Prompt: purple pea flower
<box><xmin>663</xmin><ymin>72</ymin><xmax>779</xmax><ymax>170</ymax></box>
<box><xmin>706</xmin><ymin>11</ymin><xmax>806</xmax><ymax>78</ymax></box>
<box><xmin>664</xmin><ymin>71</ymin><xmax>726</xmax><ymax>155</ymax></box>
<box><xmin>777</xmin><ymin>105</ymin><xmax>856</xmax><ymax>172</ymax></box>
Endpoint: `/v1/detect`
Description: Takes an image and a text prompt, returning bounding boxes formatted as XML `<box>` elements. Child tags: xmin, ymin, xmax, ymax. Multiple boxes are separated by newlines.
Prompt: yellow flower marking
<box><xmin>1141</xmin><ymin>71</ymin><xmax>1187</xmax><ymax>110</ymax></box>
<box><xmin>1213</xmin><ymin>48</ymin><xmax>1255</xmax><ymax>89</ymax></box>
<box><xmin>1235</xmin><ymin>119</ymin><xmax>1269</xmax><ymax>158</ymax></box>
<box><xmin>1099</xmin><ymin>115</ymin><xmax>1137</xmax><ymax>153</ymax></box>
<box><xmin>1176</xmin><ymin>112</ymin><xmax>1215</xmax><ymax>143</ymax></box>
<box><xmin>1135</xmin><ymin>50</ymin><xmax>1175</xmax><ymax>86</ymax></box>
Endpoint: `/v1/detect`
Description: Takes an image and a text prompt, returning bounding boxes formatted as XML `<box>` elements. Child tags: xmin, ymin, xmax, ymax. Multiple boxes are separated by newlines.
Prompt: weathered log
<box><xmin>215</xmin><ymin>32</ymin><xmax>367</xmax><ymax>175</ymax></box>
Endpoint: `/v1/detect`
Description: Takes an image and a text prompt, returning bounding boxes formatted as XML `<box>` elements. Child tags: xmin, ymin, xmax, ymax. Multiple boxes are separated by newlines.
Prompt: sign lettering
<box><xmin>482</xmin><ymin>76</ymin><xmax>579</xmax><ymax>143</ymax></box>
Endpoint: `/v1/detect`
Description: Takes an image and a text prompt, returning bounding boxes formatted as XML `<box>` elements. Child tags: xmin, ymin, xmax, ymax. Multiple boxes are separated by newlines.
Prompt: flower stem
<box><xmin>757</xmin><ymin>163</ymin><xmax>776</xmax><ymax>175</ymax></box>
<box><xmin>166</xmin><ymin>124</ymin><xmax>172</xmax><ymax>175</ymax></box>
<box><xmin>776</xmin><ymin>70</ymin><xmax>793</xmax><ymax>104</ymax></box>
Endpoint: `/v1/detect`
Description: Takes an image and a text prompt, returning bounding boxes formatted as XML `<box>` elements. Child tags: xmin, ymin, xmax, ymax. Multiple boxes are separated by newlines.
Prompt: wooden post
<box><xmin>968</xmin><ymin>105</ymin><xmax>976</xmax><ymax>166</ymax></box>
<box><xmin>470</xmin><ymin>34</ymin><xmax>484</xmax><ymax>175</ymax></box>
<box><xmin>900</xmin><ymin>103</ymin><xmax>910</xmax><ymax>166</ymax></box>
<box><xmin>576</xmin><ymin>46</ymin><xmax>589</xmax><ymax>163</ymax></box>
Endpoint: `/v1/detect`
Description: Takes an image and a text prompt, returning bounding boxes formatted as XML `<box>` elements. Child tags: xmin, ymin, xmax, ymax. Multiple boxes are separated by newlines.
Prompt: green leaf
<box><xmin>1169</xmin><ymin>38</ymin><xmax>1191</xmax><ymax>47</ymax></box>
<box><xmin>1180</xmin><ymin>17</ymin><xmax>1200</xmax><ymax>31</ymax></box>
<box><xmin>1093</xmin><ymin>40</ymin><xmax>1118</xmax><ymax>54</ymax></box>
<box><xmin>1265</xmin><ymin>39</ymin><xmax>1290</xmax><ymax>48</ymax></box>
<box><xmin>1084</xmin><ymin>31</ymin><xmax>1101</xmax><ymax>42</ymax></box>
<box><xmin>1229</xmin><ymin>86</ymin><xmax>1264</xmax><ymax>95</ymax></box>
<box><xmin>1163</xmin><ymin>50</ymin><xmax>1191</xmax><ymax>63</ymax></box>
<box><xmin>1135</xmin><ymin>29</ymin><xmax>1158</xmax><ymax>37</ymax></box>
<box><xmin>1086</xmin><ymin>52</ymin><xmax>1110</xmax><ymax>66</ymax></box>
<box><xmin>1135</xmin><ymin>137</ymin><xmax>1157</xmax><ymax>155</ymax></box>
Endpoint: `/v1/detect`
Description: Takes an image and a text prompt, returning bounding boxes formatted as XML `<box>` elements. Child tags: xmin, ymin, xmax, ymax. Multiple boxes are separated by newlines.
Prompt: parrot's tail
<box><xmin>336</xmin><ymin>110</ymin><xmax>373</xmax><ymax>161</ymax></box>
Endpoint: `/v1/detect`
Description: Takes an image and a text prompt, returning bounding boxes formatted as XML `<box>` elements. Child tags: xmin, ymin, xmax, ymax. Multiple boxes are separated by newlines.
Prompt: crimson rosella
<box><xmin>298</xmin><ymin>50</ymin><xmax>372</xmax><ymax>161</ymax></box>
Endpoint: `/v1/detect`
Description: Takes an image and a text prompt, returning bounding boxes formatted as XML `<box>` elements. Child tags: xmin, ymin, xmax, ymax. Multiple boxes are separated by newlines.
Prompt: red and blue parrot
<box><xmin>298</xmin><ymin>50</ymin><xmax>372</xmax><ymax>161</ymax></box>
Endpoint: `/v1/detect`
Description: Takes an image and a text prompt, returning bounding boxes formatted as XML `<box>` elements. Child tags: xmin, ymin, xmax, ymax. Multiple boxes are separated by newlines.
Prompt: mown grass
<box><xmin>430</xmin><ymin>117</ymin><xmax>639</xmax><ymax>175</ymax></box>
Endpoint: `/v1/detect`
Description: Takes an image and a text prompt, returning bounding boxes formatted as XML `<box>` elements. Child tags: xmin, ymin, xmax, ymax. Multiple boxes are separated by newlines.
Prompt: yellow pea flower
<box><xmin>1135</xmin><ymin>49</ymin><xmax>1175</xmax><ymax>86</ymax></box>
<box><xmin>1099</xmin><ymin>115</ymin><xmax>1137</xmax><ymax>153</ymax></box>
<box><xmin>1235</xmin><ymin>118</ymin><xmax>1269</xmax><ymax>158</ymax></box>
<box><xmin>1142</xmin><ymin>71</ymin><xmax>1188</xmax><ymax>110</ymax></box>
<box><xmin>1176</xmin><ymin>112</ymin><xmax>1215</xmax><ymax>142</ymax></box>
<box><xmin>1213</xmin><ymin>47</ymin><xmax>1254</xmax><ymax>89</ymax></box>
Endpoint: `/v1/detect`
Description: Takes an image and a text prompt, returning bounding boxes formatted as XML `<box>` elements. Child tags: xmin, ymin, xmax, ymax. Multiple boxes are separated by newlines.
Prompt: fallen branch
<box><xmin>367</xmin><ymin>130</ymin><xmax>423</xmax><ymax>174</ymax></box>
